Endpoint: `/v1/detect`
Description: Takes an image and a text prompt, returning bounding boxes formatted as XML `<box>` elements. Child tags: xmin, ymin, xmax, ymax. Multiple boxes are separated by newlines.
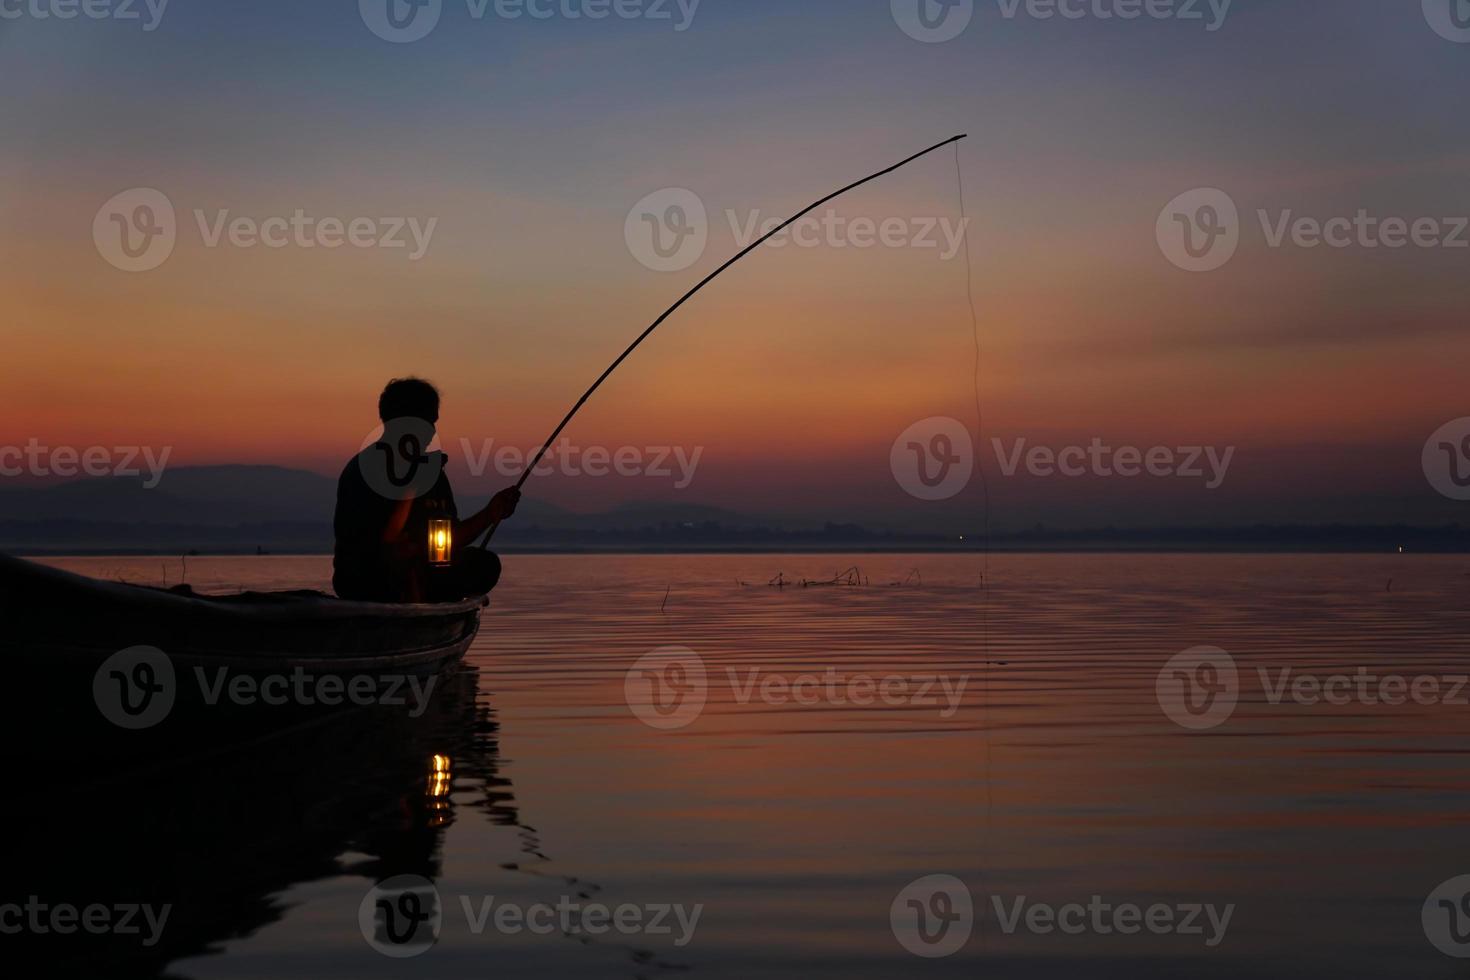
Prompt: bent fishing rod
<box><xmin>478</xmin><ymin>133</ymin><xmax>969</xmax><ymax>546</ymax></box>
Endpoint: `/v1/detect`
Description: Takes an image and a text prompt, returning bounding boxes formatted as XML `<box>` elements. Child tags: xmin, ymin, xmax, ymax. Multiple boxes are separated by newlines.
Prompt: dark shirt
<box><xmin>333</xmin><ymin>449</ymin><xmax>457</xmax><ymax>601</ymax></box>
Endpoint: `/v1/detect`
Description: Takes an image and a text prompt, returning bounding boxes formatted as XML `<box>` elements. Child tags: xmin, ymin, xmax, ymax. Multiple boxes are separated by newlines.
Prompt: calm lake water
<box><xmin>26</xmin><ymin>553</ymin><xmax>1470</xmax><ymax>977</ymax></box>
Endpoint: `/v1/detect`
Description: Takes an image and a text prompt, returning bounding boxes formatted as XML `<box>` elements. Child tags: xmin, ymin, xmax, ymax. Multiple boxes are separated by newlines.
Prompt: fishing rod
<box><xmin>478</xmin><ymin>133</ymin><xmax>969</xmax><ymax>546</ymax></box>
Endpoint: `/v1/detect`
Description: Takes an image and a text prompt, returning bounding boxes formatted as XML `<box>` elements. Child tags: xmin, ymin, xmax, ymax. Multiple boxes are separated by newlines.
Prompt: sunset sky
<box><xmin>2</xmin><ymin>0</ymin><xmax>1467</xmax><ymax>530</ymax></box>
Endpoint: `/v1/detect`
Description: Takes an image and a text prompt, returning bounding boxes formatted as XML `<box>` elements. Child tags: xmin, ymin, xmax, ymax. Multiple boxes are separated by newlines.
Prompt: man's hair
<box><xmin>378</xmin><ymin>377</ymin><xmax>441</xmax><ymax>423</ymax></box>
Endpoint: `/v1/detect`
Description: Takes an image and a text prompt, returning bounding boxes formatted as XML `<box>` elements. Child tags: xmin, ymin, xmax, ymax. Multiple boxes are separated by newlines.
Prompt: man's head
<box><xmin>378</xmin><ymin>377</ymin><xmax>441</xmax><ymax>426</ymax></box>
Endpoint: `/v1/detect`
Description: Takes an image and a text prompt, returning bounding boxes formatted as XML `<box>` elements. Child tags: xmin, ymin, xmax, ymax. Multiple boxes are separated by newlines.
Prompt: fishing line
<box><xmin>954</xmin><ymin>136</ymin><xmax>994</xmax><ymax>944</ymax></box>
<box><xmin>477</xmin><ymin>134</ymin><xmax>969</xmax><ymax>546</ymax></box>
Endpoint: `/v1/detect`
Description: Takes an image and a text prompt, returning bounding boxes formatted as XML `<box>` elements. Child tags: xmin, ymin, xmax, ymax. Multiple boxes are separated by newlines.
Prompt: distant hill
<box><xmin>2</xmin><ymin>466</ymin><xmax>1466</xmax><ymax>554</ymax></box>
<box><xmin>607</xmin><ymin>501</ymin><xmax>761</xmax><ymax>525</ymax></box>
<box><xmin>0</xmin><ymin>466</ymin><xmax>337</xmax><ymax>526</ymax></box>
<box><xmin>0</xmin><ymin>466</ymin><xmax>781</xmax><ymax>553</ymax></box>
<box><xmin>0</xmin><ymin>465</ymin><xmax>581</xmax><ymax>526</ymax></box>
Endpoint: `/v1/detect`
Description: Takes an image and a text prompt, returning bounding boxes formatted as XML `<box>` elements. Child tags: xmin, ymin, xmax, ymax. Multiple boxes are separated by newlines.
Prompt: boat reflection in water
<box><xmin>6</xmin><ymin>663</ymin><xmax>517</xmax><ymax>978</ymax></box>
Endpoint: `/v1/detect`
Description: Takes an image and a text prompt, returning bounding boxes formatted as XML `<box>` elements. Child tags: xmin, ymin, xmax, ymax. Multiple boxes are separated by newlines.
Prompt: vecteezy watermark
<box><xmin>625</xmin><ymin>647</ymin><xmax>708</xmax><ymax>730</ymax></box>
<box><xmin>988</xmin><ymin>894</ymin><xmax>1233</xmax><ymax>948</ymax></box>
<box><xmin>94</xmin><ymin>188</ymin><xmax>438</xmax><ymax>273</ymax></box>
<box><xmin>725</xmin><ymin>209</ymin><xmax>970</xmax><ymax>261</ymax></box>
<box><xmin>624</xmin><ymin>188</ymin><xmax>971</xmax><ymax>273</ymax></box>
<box><xmin>1258</xmin><ymin>667</ymin><xmax>1470</xmax><ymax>708</ymax></box>
<box><xmin>0</xmin><ymin>898</ymin><xmax>171</xmax><ymax>947</ymax></box>
<box><xmin>93</xmin><ymin>188</ymin><xmax>176</xmax><ymax>272</ymax></box>
<box><xmin>1424</xmin><ymin>418</ymin><xmax>1470</xmax><ymax>502</ymax></box>
<box><xmin>93</xmin><ymin>646</ymin><xmax>176</xmax><ymax>730</ymax></box>
<box><xmin>1156</xmin><ymin>646</ymin><xmax>1238</xmax><ymax>730</ymax></box>
<box><xmin>1425</xmin><ymin>875</ymin><xmax>1470</xmax><ymax>958</ymax></box>
<box><xmin>1423</xmin><ymin>0</ymin><xmax>1470</xmax><ymax>43</ymax></box>
<box><xmin>992</xmin><ymin>438</ymin><xmax>1234</xmax><ymax>489</ymax></box>
<box><xmin>889</xmin><ymin>875</ymin><xmax>1233</xmax><ymax>957</ymax></box>
<box><xmin>360</xmin><ymin>876</ymin><xmax>443</xmax><ymax>957</ymax></box>
<box><xmin>1158</xmin><ymin>187</ymin><xmax>1470</xmax><ymax>272</ymax></box>
<box><xmin>891</xmin><ymin>417</ymin><xmax>975</xmax><ymax>502</ymax></box>
<box><xmin>625</xmin><ymin>188</ymin><xmax>708</xmax><ymax>273</ymax></box>
<box><xmin>623</xmin><ymin>647</ymin><xmax>970</xmax><ymax>730</ymax></box>
<box><xmin>93</xmin><ymin>646</ymin><xmax>439</xmax><ymax>730</ymax></box>
<box><xmin>891</xmin><ymin>875</ymin><xmax>974</xmax><ymax>957</ymax></box>
<box><xmin>1158</xmin><ymin>646</ymin><xmax>1470</xmax><ymax>731</ymax></box>
<box><xmin>360</xmin><ymin>0</ymin><xmax>700</xmax><ymax>44</ymax></box>
<box><xmin>727</xmin><ymin>668</ymin><xmax>969</xmax><ymax>718</ymax></box>
<box><xmin>358</xmin><ymin>875</ymin><xmax>702</xmax><ymax>957</ymax></box>
<box><xmin>0</xmin><ymin>439</ymin><xmax>172</xmax><ymax>487</ymax></box>
<box><xmin>891</xmin><ymin>0</ymin><xmax>1231</xmax><ymax>43</ymax></box>
<box><xmin>891</xmin><ymin>0</ymin><xmax>975</xmax><ymax>43</ymax></box>
<box><xmin>1155</xmin><ymin>188</ymin><xmax>1239</xmax><ymax>273</ymax></box>
<box><xmin>460</xmin><ymin>438</ymin><xmax>704</xmax><ymax>489</ymax></box>
<box><xmin>361</xmin><ymin>417</ymin><xmax>446</xmax><ymax>501</ymax></box>
<box><xmin>0</xmin><ymin>0</ymin><xmax>170</xmax><ymax>30</ymax></box>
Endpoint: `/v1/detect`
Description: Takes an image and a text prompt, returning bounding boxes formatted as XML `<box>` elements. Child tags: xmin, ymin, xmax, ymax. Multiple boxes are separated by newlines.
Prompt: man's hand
<box><xmin>487</xmin><ymin>486</ymin><xmax>522</xmax><ymax>522</ymax></box>
<box><xmin>456</xmin><ymin>487</ymin><xmax>523</xmax><ymax>548</ymax></box>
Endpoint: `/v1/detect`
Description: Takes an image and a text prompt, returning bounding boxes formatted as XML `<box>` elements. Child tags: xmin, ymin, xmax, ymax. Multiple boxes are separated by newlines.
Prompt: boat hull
<box><xmin>1</xmin><ymin>553</ymin><xmax>485</xmax><ymax>674</ymax></box>
<box><xmin>0</xmin><ymin>553</ymin><xmax>487</xmax><ymax>750</ymax></box>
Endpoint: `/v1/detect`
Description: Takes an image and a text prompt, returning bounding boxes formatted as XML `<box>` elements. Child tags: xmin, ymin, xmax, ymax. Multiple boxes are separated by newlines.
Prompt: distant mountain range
<box><xmin>0</xmin><ymin>466</ymin><xmax>846</xmax><ymax>554</ymax></box>
<box><xmin>0</xmin><ymin>466</ymin><xmax>755</xmax><ymax>527</ymax></box>
<box><xmin>0</xmin><ymin>466</ymin><xmax>338</xmax><ymax>526</ymax></box>
<box><xmin>1</xmin><ymin>466</ymin><xmax>1466</xmax><ymax>554</ymax></box>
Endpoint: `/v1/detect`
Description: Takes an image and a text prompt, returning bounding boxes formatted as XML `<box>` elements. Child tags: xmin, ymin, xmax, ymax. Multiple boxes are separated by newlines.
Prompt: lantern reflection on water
<box><xmin>426</xmin><ymin>753</ymin><xmax>453</xmax><ymax>826</ymax></box>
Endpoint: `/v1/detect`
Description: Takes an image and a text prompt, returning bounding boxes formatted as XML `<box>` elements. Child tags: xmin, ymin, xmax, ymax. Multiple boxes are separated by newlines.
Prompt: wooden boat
<box><xmin>0</xmin><ymin>552</ymin><xmax>486</xmax><ymax>675</ymax></box>
<box><xmin>1</xmin><ymin>552</ymin><xmax>489</xmax><ymax>754</ymax></box>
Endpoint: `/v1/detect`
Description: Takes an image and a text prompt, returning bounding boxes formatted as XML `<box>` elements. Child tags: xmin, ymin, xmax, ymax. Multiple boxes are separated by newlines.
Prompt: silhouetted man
<box><xmin>334</xmin><ymin>378</ymin><xmax>519</xmax><ymax>603</ymax></box>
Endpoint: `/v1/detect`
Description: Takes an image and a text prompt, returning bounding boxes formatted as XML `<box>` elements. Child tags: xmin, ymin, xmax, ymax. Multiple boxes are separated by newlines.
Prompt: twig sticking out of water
<box><xmin>800</xmin><ymin>566</ymin><xmax>866</xmax><ymax>588</ymax></box>
<box><xmin>891</xmin><ymin>568</ymin><xmax>923</xmax><ymax>587</ymax></box>
<box><xmin>661</xmin><ymin>586</ymin><xmax>671</xmax><ymax>612</ymax></box>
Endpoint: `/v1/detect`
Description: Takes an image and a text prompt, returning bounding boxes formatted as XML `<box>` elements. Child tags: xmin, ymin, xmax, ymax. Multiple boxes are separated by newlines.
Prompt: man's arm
<box><xmin>455</xmin><ymin>487</ymin><xmax>521</xmax><ymax>547</ymax></box>
<box><xmin>383</xmin><ymin>497</ymin><xmax>414</xmax><ymax>544</ymax></box>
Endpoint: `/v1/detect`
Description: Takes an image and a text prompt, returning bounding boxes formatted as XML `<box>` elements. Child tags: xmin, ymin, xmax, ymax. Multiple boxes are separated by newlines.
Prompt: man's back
<box><xmin>332</xmin><ymin>449</ymin><xmax>456</xmax><ymax>602</ymax></box>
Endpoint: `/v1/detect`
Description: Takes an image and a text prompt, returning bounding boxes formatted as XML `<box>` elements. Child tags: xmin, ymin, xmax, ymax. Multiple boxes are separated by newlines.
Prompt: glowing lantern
<box><xmin>428</xmin><ymin>519</ymin><xmax>453</xmax><ymax>566</ymax></box>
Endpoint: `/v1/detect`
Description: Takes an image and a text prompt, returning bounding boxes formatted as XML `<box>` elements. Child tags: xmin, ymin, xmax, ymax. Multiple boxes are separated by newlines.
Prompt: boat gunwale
<box><xmin>1</xmin><ymin>553</ymin><xmax>489</xmax><ymax>623</ymax></box>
